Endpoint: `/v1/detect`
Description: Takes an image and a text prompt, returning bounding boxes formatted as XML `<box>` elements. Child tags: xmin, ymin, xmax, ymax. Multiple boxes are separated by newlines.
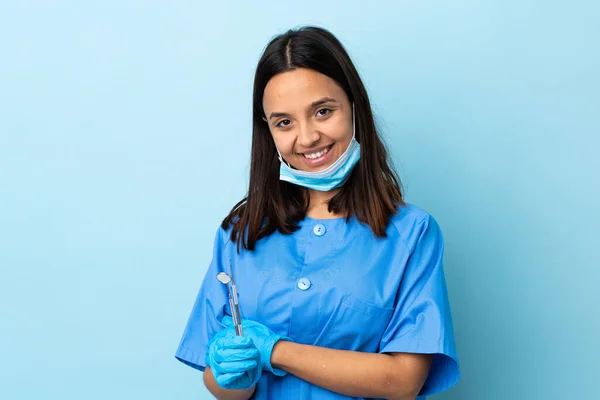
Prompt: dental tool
<box><xmin>216</xmin><ymin>266</ymin><xmax>243</xmax><ymax>336</ymax></box>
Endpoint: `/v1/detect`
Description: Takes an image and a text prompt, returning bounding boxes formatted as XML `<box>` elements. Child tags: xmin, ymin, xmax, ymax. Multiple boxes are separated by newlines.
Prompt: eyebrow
<box><xmin>268</xmin><ymin>97</ymin><xmax>338</xmax><ymax>120</ymax></box>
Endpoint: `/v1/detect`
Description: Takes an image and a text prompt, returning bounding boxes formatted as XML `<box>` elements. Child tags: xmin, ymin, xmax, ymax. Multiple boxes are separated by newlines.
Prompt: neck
<box><xmin>306</xmin><ymin>188</ymin><xmax>344</xmax><ymax>219</ymax></box>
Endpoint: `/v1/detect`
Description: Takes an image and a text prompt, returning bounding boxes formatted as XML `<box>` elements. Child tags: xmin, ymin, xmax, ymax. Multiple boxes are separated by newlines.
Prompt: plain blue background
<box><xmin>1</xmin><ymin>1</ymin><xmax>598</xmax><ymax>399</ymax></box>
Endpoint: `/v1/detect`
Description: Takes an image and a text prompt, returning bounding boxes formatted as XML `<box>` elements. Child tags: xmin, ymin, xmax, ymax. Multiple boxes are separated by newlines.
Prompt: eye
<box><xmin>275</xmin><ymin>119</ymin><xmax>291</xmax><ymax>128</ymax></box>
<box><xmin>317</xmin><ymin>108</ymin><xmax>332</xmax><ymax>117</ymax></box>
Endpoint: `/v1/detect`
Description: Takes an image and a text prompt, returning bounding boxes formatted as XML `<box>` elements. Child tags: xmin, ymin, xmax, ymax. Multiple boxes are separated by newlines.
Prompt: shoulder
<box><xmin>212</xmin><ymin>221</ymin><xmax>235</xmax><ymax>249</ymax></box>
<box><xmin>388</xmin><ymin>203</ymin><xmax>443</xmax><ymax>252</ymax></box>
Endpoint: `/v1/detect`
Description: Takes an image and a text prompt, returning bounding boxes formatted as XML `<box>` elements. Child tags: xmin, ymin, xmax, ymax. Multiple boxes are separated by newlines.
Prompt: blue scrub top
<box><xmin>175</xmin><ymin>203</ymin><xmax>460</xmax><ymax>399</ymax></box>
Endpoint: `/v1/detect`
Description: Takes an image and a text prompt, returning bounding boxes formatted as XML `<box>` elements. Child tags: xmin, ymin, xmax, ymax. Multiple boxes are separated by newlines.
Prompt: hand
<box><xmin>223</xmin><ymin>316</ymin><xmax>292</xmax><ymax>377</ymax></box>
<box><xmin>205</xmin><ymin>333</ymin><xmax>261</xmax><ymax>390</ymax></box>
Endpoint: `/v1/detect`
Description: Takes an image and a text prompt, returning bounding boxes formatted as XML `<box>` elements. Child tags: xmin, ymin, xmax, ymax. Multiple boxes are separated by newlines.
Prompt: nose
<box><xmin>297</xmin><ymin>121</ymin><xmax>320</xmax><ymax>148</ymax></box>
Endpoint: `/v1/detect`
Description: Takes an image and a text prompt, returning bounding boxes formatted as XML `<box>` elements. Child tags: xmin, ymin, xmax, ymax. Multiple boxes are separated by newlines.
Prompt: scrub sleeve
<box><xmin>379</xmin><ymin>216</ymin><xmax>460</xmax><ymax>396</ymax></box>
<box><xmin>175</xmin><ymin>227</ymin><xmax>228</xmax><ymax>372</ymax></box>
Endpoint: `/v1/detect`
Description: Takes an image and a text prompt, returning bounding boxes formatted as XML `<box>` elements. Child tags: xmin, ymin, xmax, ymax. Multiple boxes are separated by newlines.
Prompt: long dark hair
<box><xmin>222</xmin><ymin>26</ymin><xmax>404</xmax><ymax>251</ymax></box>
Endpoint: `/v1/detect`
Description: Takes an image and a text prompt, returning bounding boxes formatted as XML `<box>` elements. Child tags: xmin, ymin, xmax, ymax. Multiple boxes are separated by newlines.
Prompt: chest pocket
<box><xmin>314</xmin><ymin>294</ymin><xmax>394</xmax><ymax>352</ymax></box>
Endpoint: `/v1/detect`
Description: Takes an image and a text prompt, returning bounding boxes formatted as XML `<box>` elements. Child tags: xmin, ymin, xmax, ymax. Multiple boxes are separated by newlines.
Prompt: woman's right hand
<box><xmin>205</xmin><ymin>333</ymin><xmax>262</xmax><ymax>390</ymax></box>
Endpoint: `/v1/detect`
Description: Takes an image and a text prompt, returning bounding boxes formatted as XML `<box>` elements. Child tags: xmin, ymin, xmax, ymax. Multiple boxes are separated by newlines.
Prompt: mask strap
<box><xmin>276</xmin><ymin>146</ymin><xmax>290</xmax><ymax>167</ymax></box>
<box><xmin>352</xmin><ymin>102</ymin><xmax>356</xmax><ymax>140</ymax></box>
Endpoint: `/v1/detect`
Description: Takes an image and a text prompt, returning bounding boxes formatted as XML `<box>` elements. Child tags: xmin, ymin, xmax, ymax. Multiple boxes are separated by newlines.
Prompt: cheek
<box><xmin>322</xmin><ymin>115</ymin><xmax>351</xmax><ymax>141</ymax></box>
<box><xmin>272</xmin><ymin>134</ymin><xmax>295</xmax><ymax>155</ymax></box>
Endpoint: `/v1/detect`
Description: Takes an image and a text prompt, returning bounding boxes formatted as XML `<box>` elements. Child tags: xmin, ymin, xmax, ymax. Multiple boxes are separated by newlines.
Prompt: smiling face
<box><xmin>262</xmin><ymin>68</ymin><xmax>353</xmax><ymax>172</ymax></box>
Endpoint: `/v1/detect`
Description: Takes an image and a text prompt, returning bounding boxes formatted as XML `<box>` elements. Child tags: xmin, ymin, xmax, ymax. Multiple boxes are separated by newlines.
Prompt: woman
<box><xmin>175</xmin><ymin>26</ymin><xmax>460</xmax><ymax>400</ymax></box>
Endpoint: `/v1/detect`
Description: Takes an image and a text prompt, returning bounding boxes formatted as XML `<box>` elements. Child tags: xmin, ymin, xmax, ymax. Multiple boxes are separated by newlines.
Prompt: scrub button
<box><xmin>313</xmin><ymin>223</ymin><xmax>326</xmax><ymax>236</ymax></box>
<box><xmin>297</xmin><ymin>277</ymin><xmax>311</xmax><ymax>291</ymax></box>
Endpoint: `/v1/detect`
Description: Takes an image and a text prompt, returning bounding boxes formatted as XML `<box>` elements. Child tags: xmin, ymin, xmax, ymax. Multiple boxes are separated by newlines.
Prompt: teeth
<box><xmin>304</xmin><ymin>146</ymin><xmax>329</xmax><ymax>159</ymax></box>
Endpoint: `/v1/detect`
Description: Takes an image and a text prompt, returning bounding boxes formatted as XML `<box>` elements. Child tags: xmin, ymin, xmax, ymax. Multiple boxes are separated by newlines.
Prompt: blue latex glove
<box><xmin>205</xmin><ymin>334</ymin><xmax>261</xmax><ymax>390</ymax></box>
<box><xmin>223</xmin><ymin>316</ymin><xmax>292</xmax><ymax>377</ymax></box>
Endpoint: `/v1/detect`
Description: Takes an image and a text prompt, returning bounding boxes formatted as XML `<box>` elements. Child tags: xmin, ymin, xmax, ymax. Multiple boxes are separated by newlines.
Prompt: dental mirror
<box><xmin>216</xmin><ymin>272</ymin><xmax>231</xmax><ymax>284</ymax></box>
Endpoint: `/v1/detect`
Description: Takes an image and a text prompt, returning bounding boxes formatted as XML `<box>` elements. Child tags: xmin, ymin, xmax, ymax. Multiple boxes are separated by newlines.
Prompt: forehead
<box><xmin>262</xmin><ymin>68</ymin><xmax>346</xmax><ymax>111</ymax></box>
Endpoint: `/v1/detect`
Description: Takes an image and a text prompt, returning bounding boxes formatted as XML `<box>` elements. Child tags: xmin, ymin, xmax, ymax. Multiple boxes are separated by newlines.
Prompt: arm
<box><xmin>203</xmin><ymin>366</ymin><xmax>256</xmax><ymax>400</ymax></box>
<box><xmin>271</xmin><ymin>341</ymin><xmax>432</xmax><ymax>400</ymax></box>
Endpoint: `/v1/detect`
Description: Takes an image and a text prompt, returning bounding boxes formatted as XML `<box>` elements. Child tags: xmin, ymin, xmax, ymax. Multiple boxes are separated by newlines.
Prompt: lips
<box><xmin>298</xmin><ymin>144</ymin><xmax>335</xmax><ymax>168</ymax></box>
<box><xmin>300</xmin><ymin>144</ymin><xmax>333</xmax><ymax>159</ymax></box>
<box><xmin>302</xmin><ymin>145</ymin><xmax>332</xmax><ymax>160</ymax></box>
